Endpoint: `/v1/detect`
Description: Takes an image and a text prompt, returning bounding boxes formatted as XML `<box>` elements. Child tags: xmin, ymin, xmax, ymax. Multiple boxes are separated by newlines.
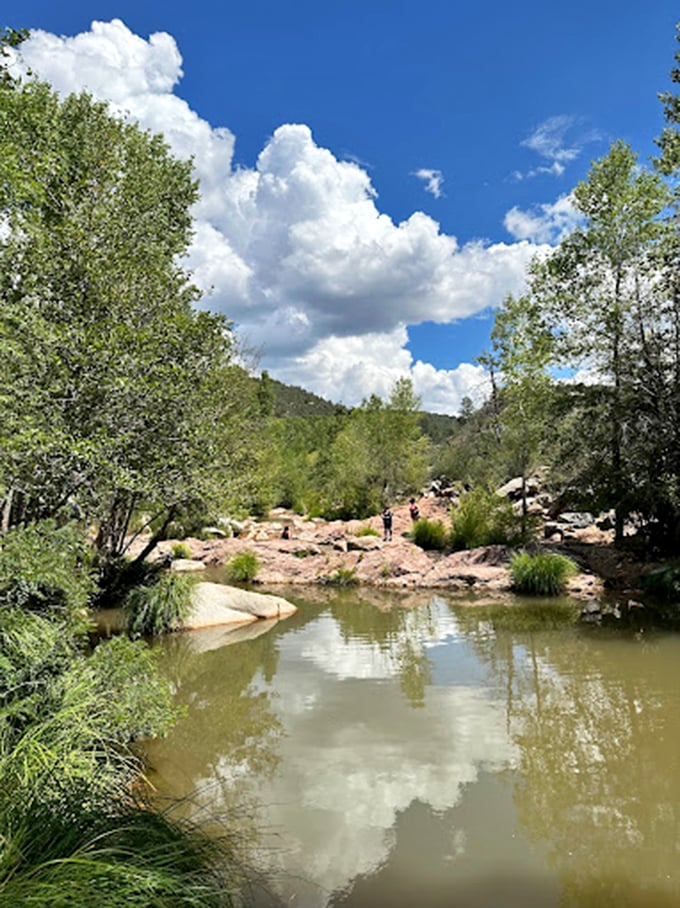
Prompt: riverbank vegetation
<box><xmin>2</xmin><ymin>20</ymin><xmax>680</xmax><ymax>906</ymax></box>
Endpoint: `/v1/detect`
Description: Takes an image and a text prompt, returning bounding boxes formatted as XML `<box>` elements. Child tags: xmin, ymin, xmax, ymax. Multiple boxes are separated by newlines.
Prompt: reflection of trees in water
<box><xmin>452</xmin><ymin>603</ymin><xmax>680</xmax><ymax>906</ymax></box>
<box><xmin>146</xmin><ymin>627</ymin><xmax>285</xmax><ymax>801</ymax></box>
<box><xmin>329</xmin><ymin>598</ymin><xmax>435</xmax><ymax>708</ymax></box>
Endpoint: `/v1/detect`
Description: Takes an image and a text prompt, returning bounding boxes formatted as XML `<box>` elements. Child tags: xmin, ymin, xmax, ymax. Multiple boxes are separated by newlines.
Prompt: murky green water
<box><xmin>144</xmin><ymin>589</ymin><xmax>680</xmax><ymax>908</ymax></box>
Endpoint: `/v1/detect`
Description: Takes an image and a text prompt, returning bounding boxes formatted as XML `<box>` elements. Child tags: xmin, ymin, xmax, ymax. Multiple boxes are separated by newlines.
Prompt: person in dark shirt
<box><xmin>381</xmin><ymin>507</ymin><xmax>393</xmax><ymax>541</ymax></box>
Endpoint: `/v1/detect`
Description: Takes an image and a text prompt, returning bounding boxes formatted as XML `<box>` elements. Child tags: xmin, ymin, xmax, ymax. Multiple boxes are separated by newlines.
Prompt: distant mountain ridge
<box><xmin>267</xmin><ymin>375</ymin><xmax>459</xmax><ymax>441</ymax></box>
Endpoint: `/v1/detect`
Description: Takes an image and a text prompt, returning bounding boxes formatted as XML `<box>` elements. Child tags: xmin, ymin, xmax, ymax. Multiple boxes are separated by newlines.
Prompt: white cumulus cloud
<box><xmin>15</xmin><ymin>19</ymin><xmax>551</xmax><ymax>414</ymax></box>
<box><xmin>504</xmin><ymin>193</ymin><xmax>581</xmax><ymax>244</ymax></box>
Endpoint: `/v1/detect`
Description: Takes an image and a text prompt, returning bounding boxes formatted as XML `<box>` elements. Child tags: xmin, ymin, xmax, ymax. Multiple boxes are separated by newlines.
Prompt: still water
<box><xmin>144</xmin><ymin>588</ymin><xmax>680</xmax><ymax>908</ymax></box>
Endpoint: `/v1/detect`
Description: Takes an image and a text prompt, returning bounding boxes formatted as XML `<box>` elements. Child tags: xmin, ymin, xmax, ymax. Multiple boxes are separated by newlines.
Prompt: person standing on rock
<box><xmin>382</xmin><ymin>507</ymin><xmax>393</xmax><ymax>541</ymax></box>
<box><xmin>409</xmin><ymin>498</ymin><xmax>420</xmax><ymax>522</ymax></box>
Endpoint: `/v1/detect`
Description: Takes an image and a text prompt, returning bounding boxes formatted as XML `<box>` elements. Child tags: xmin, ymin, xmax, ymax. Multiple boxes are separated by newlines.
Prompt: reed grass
<box><xmin>510</xmin><ymin>551</ymin><xmax>578</xmax><ymax>596</ymax></box>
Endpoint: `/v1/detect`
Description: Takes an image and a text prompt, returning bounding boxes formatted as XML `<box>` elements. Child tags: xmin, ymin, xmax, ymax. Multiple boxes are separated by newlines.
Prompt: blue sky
<box><xmin>5</xmin><ymin>1</ymin><xmax>679</xmax><ymax>412</ymax></box>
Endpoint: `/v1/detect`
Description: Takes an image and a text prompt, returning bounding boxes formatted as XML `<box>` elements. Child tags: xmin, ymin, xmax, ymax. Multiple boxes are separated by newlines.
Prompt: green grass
<box><xmin>225</xmin><ymin>551</ymin><xmax>260</xmax><ymax>583</ymax></box>
<box><xmin>510</xmin><ymin>551</ymin><xmax>578</xmax><ymax>596</ymax></box>
<box><xmin>124</xmin><ymin>572</ymin><xmax>194</xmax><ymax>637</ymax></box>
<box><xmin>320</xmin><ymin>567</ymin><xmax>359</xmax><ymax>586</ymax></box>
<box><xmin>171</xmin><ymin>542</ymin><xmax>192</xmax><ymax>560</ymax></box>
<box><xmin>449</xmin><ymin>488</ymin><xmax>524</xmax><ymax>550</ymax></box>
<box><xmin>357</xmin><ymin>525</ymin><xmax>380</xmax><ymax>537</ymax></box>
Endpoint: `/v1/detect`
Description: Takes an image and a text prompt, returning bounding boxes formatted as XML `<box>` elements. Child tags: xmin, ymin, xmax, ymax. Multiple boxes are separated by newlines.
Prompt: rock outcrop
<box><xmin>183</xmin><ymin>582</ymin><xmax>297</xmax><ymax>630</ymax></box>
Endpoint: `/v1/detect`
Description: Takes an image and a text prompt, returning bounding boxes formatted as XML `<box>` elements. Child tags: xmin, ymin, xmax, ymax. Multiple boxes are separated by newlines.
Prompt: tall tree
<box><xmin>528</xmin><ymin>140</ymin><xmax>670</xmax><ymax>541</ymax></box>
<box><xmin>485</xmin><ymin>293</ymin><xmax>554</xmax><ymax>536</ymax></box>
<box><xmin>0</xmin><ymin>70</ymin><xmax>260</xmax><ymax>563</ymax></box>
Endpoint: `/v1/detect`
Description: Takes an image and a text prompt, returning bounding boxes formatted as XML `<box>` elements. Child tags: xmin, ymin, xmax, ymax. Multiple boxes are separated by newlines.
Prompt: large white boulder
<box><xmin>184</xmin><ymin>581</ymin><xmax>297</xmax><ymax>629</ymax></box>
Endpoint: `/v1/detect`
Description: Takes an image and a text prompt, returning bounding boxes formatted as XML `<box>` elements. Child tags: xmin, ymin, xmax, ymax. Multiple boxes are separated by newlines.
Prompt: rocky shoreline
<box><xmin>130</xmin><ymin>495</ymin><xmax>632</xmax><ymax>603</ymax></box>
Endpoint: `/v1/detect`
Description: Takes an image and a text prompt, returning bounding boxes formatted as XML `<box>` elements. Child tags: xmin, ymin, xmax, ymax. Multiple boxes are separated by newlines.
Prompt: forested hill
<box><xmin>262</xmin><ymin>372</ymin><xmax>459</xmax><ymax>442</ymax></box>
<box><xmin>267</xmin><ymin>375</ymin><xmax>347</xmax><ymax>417</ymax></box>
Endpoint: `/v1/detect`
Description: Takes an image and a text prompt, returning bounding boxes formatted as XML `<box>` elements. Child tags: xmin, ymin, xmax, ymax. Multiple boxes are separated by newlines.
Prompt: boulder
<box><xmin>184</xmin><ymin>582</ymin><xmax>297</xmax><ymax>629</ymax></box>
<box><xmin>557</xmin><ymin>511</ymin><xmax>595</xmax><ymax>529</ymax></box>
<box><xmin>347</xmin><ymin>536</ymin><xmax>383</xmax><ymax>552</ymax></box>
<box><xmin>170</xmin><ymin>558</ymin><xmax>206</xmax><ymax>572</ymax></box>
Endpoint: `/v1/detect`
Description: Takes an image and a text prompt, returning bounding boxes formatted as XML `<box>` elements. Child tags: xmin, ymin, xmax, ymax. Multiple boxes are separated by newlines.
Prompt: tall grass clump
<box><xmin>0</xmin><ymin>547</ymin><xmax>257</xmax><ymax>907</ymax></box>
<box><xmin>357</xmin><ymin>525</ymin><xmax>380</xmax><ymax>537</ymax></box>
<box><xmin>449</xmin><ymin>488</ymin><xmax>524</xmax><ymax>550</ymax></box>
<box><xmin>510</xmin><ymin>551</ymin><xmax>578</xmax><ymax>596</ymax></box>
<box><xmin>320</xmin><ymin>567</ymin><xmax>359</xmax><ymax>586</ymax></box>
<box><xmin>226</xmin><ymin>551</ymin><xmax>260</xmax><ymax>583</ymax></box>
<box><xmin>124</xmin><ymin>571</ymin><xmax>194</xmax><ymax>638</ymax></box>
<box><xmin>171</xmin><ymin>541</ymin><xmax>192</xmax><ymax>560</ymax></box>
<box><xmin>411</xmin><ymin>518</ymin><xmax>448</xmax><ymax>551</ymax></box>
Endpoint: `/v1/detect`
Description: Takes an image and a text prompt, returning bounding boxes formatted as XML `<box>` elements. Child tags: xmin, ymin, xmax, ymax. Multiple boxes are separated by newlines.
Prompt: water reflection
<box><xmin>146</xmin><ymin>592</ymin><xmax>680</xmax><ymax>907</ymax></box>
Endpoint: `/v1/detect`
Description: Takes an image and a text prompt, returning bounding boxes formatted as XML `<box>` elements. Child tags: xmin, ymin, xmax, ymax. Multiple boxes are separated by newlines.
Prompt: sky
<box><xmin>4</xmin><ymin>2</ymin><xmax>679</xmax><ymax>413</ymax></box>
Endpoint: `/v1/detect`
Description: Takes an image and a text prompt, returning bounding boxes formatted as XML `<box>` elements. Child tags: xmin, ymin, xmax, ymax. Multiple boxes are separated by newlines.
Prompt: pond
<box><xmin>143</xmin><ymin>588</ymin><xmax>680</xmax><ymax>908</ymax></box>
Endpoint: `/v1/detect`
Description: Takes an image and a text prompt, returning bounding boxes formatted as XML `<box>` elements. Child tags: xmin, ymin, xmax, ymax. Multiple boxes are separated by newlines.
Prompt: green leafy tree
<box><xmin>0</xmin><ymin>72</ymin><xmax>261</xmax><ymax>570</ymax></box>
<box><xmin>321</xmin><ymin>379</ymin><xmax>429</xmax><ymax>518</ymax></box>
<box><xmin>528</xmin><ymin>141</ymin><xmax>670</xmax><ymax>542</ymax></box>
<box><xmin>484</xmin><ymin>293</ymin><xmax>554</xmax><ymax>537</ymax></box>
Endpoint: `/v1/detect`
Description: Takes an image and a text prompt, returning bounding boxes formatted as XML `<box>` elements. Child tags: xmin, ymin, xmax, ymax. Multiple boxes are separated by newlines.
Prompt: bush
<box><xmin>124</xmin><ymin>572</ymin><xmax>194</xmax><ymax>638</ymax></box>
<box><xmin>171</xmin><ymin>542</ymin><xmax>192</xmax><ymax>560</ymax></box>
<box><xmin>449</xmin><ymin>488</ymin><xmax>524</xmax><ymax>550</ymax></box>
<box><xmin>320</xmin><ymin>567</ymin><xmax>359</xmax><ymax>586</ymax></box>
<box><xmin>411</xmin><ymin>518</ymin><xmax>448</xmax><ymax>551</ymax></box>
<box><xmin>0</xmin><ymin>520</ymin><xmax>95</xmax><ymax>627</ymax></box>
<box><xmin>510</xmin><ymin>551</ymin><xmax>578</xmax><ymax>596</ymax></box>
<box><xmin>225</xmin><ymin>551</ymin><xmax>260</xmax><ymax>583</ymax></box>
<box><xmin>0</xmin><ymin>607</ymin><xmax>250</xmax><ymax>907</ymax></box>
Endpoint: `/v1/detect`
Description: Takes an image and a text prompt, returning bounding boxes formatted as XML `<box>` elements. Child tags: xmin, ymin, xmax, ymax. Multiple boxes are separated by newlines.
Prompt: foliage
<box><xmin>410</xmin><ymin>518</ymin><xmax>448</xmax><ymax>551</ymax></box>
<box><xmin>226</xmin><ymin>551</ymin><xmax>260</xmax><ymax>583</ymax></box>
<box><xmin>510</xmin><ymin>551</ymin><xmax>578</xmax><ymax>596</ymax></box>
<box><xmin>0</xmin><ymin>603</ymin><xmax>252</xmax><ymax>907</ymax></box>
<box><xmin>0</xmin><ymin>611</ymin><xmax>175</xmax><ymax>812</ymax></box>
<box><xmin>171</xmin><ymin>542</ymin><xmax>192</xmax><ymax>560</ymax></box>
<box><xmin>525</xmin><ymin>140</ymin><xmax>672</xmax><ymax>544</ymax></box>
<box><xmin>319</xmin><ymin>378</ymin><xmax>430</xmax><ymax>519</ymax></box>
<box><xmin>480</xmin><ymin>293</ymin><xmax>555</xmax><ymax>536</ymax></box>
<box><xmin>357</xmin><ymin>525</ymin><xmax>381</xmax><ymax>537</ymax></box>
<box><xmin>320</xmin><ymin>567</ymin><xmax>359</xmax><ymax>586</ymax></box>
<box><xmin>0</xmin><ymin>799</ymin><xmax>255</xmax><ymax>908</ymax></box>
<box><xmin>0</xmin><ymin>520</ymin><xmax>95</xmax><ymax>630</ymax></box>
<box><xmin>124</xmin><ymin>571</ymin><xmax>194</xmax><ymax>638</ymax></box>
<box><xmin>449</xmin><ymin>488</ymin><xmax>524</xmax><ymax>550</ymax></box>
<box><xmin>0</xmin><ymin>73</ymin><xmax>263</xmax><ymax>570</ymax></box>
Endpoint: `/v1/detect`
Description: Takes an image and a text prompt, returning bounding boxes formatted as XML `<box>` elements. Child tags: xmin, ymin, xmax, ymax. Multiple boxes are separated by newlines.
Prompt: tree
<box><xmin>528</xmin><ymin>141</ymin><xmax>670</xmax><ymax>542</ymax></box>
<box><xmin>483</xmin><ymin>293</ymin><xmax>554</xmax><ymax>537</ymax></box>
<box><xmin>0</xmin><ymin>71</ymin><xmax>261</xmax><ymax>567</ymax></box>
<box><xmin>321</xmin><ymin>379</ymin><xmax>429</xmax><ymax>518</ymax></box>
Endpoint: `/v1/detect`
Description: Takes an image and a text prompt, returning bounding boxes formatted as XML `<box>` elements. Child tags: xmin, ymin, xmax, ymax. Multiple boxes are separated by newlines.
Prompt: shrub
<box><xmin>510</xmin><ymin>551</ymin><xmax>578</xmax><ymax>596</ymax></box>
<box><xmin>357</xmin><ymin>525</ymin><xmax>380</xmax><ymax>537</ymax></box>
<box><xmin>449</xmin><ymin>487</ymin><xmax>524</xmax><ymax>550</ymax></box>
<box><xmin>171</xmin><ymin>542</ymin><xmax>192</xmax><ymax>560</ymax></box>
<box><xmin>124</xmin><ymin>572</ymin><xmax>194</xmax><ymax>638</ymax></box>
<box><xmin>411</xmin><ymin>518</ymin><xmax>448</xmax><ymax>551</ymax></box>
<box><xmin>0</xmin><ymin>520</ymin><xmax>95</xmax><ymax>627</ymax></box>
<box><xmin>225</xmin><ymin>551</ymin><xmax>260</xmax><ymax>583</ymax></box>
<box><xmin>0</xmin><ymin>607</ymin><xmax>250</xmax><ymax>907</ymax></box>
